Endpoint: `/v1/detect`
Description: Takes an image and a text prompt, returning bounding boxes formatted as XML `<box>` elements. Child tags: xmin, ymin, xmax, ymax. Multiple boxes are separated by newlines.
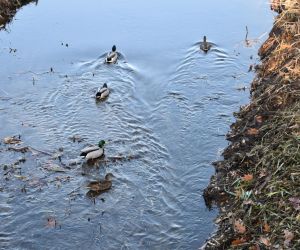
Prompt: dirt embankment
<box><xmin>0</xmin><ymin>0</ymin><xmax>37</xmax><ymax>29</ymax></box>
<box><xmin>203</xmin><ymin>0</ymin><xmax>299</xmax><ymax>249</ymax></box>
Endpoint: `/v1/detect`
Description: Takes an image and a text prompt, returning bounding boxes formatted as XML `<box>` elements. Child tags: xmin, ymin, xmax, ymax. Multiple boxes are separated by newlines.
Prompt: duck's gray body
<box><xmin>96</xmin><ymin>83</ymin><xmax>110</xmax><ymax>100</ymax></box>
<box><xmin>106</xmin><ymin>51</ymin><xmax>118</xmax><ymax>63</ymax></box>
<box><xmin>105</xmin><ymin>45</ymin><xmax>118</xmax><ymax>64</ymax></box>
<box><xmin>80</xmin><ymin>146</ymin><xmax>104</xmax><ymax>160</ymax></box>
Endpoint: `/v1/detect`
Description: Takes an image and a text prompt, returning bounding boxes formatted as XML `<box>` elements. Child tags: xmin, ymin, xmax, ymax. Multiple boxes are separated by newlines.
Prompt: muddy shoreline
<box><xmin>0</xmin><ymin>0</ymin><xmax>37</xmax><ymax>29</ymax></box>
<box><xmin>203</xmin><ymin>0</ymin><xmax>299</xmax><ymax>249</ymax></box>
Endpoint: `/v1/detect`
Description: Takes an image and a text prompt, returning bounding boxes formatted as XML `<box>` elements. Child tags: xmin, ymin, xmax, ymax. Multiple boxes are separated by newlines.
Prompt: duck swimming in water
<box><xmin>105</xmin><ymin>45</ymin><xmax>118</xmax><ymax>64</ymax></box>
<box><xmin>95</xmin><ymin>83</ymin><xmax>109</xmax><ymax>100</ymax></box>
<box><xmin>80</xmin><ymin>140</ymin><xmax>105</xmax><ymax>161</ymax></box>
<box><xmin>87</xmin><ymin>173</ymin><xmax>114</xmax><ymax>192</ymax></box>
<box><xmin>200</xmin><ymin>36</ymin><xmax>211</xmax><ymax>52</ymax></box>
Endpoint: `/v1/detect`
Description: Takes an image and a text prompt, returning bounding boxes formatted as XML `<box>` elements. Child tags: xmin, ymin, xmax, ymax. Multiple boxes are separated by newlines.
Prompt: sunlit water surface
<box><xmin>0</xmin><ymin>0</ymin><xmax>273</xmax><ymax>249</ymax></box>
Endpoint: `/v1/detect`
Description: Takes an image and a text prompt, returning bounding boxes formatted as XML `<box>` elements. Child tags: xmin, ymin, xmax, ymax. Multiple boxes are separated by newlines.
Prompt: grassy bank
<box><xmin>203</xmin><ymin>0</ymin><xmax>299</xmax><ymax>249</ymax></box>
<box><xmin>0</xmin><ymin>0</ymin><xmax>37</xmax><ymax>29</ymax></box>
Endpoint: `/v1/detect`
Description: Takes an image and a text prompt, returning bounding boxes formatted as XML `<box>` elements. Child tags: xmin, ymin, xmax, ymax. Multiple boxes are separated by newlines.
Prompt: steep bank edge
<box><xmin>203</xmin><ymin>0</ymin><xmax>299</xmax><ymax>249</ymax></box>
<box><xmin>0</xmin><ymin>0</ymin><xmax>37</xmax><ymax>29</ymax></box>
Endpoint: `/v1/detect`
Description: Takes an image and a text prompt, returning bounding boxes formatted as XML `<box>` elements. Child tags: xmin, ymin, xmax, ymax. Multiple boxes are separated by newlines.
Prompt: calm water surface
<box><xmin>0</xmin><ymin>0</ymin><xmax>273</xmax><ymax>249</ymax></box>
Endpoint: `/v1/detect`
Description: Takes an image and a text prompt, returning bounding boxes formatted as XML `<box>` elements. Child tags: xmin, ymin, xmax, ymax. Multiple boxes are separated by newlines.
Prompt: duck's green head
<box><xmin>203</xmin><ymin>36</ymin><xmax>207</xmax><ymax>42</ymax></box>
<box><xmin>98</xmin><ymin>140</ymin><xmax>106</xmax><ymax>148</ymax></box>
<box><xmin>112</xmin><ymin>45</ymin><xmax>116</xmax><ymax>52</ymax></box>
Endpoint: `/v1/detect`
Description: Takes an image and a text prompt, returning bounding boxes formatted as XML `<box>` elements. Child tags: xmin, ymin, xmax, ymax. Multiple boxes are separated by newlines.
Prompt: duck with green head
<box><xmin>200</xmin><ymin>36</ymin><xmax>211</xmax><ymax>52</ymax></box>
<box><xmin>80</xmin><ymin>140</ymin><xmax>106</xmax><ymax>160</ymax></box>
<box><xmin>105</xmin><ymin>45</ymin><xmax>118</xmax><ymax>64</ymax></box>
<box><xmin>96</xmin><ymin>83</ymin><xmax>110</xmax><ymax>100</ymax></box>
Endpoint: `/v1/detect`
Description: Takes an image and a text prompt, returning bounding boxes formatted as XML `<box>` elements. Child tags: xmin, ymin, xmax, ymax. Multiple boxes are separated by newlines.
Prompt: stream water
<box><xmin>0</xmin><ymin>0</ymin><xmax>273</xmax><ymax>249</ymax></box>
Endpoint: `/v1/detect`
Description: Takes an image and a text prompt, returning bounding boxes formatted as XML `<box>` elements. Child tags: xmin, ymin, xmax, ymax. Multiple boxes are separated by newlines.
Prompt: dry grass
<box><xmin>203</xmin><ymin>0</ymin><xmax>300</xmax><ymax>249</ymax></box>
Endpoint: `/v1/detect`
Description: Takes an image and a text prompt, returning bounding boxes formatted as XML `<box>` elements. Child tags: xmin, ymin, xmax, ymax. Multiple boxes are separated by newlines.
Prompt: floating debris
<box><xmin>3</xmin><ymin>135</ymin><xmax>21</xmax><ymax>144</ymax></box>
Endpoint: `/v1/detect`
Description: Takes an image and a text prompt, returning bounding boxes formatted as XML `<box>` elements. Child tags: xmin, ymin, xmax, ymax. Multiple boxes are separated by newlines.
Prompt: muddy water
<box><xmin>0</xmin><ymin>0</ymin><xmax>273</xmax><ymax>249</ymax></box>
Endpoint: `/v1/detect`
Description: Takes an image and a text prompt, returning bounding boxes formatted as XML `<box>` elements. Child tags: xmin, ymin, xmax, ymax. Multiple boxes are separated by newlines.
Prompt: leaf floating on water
<box><xmin>14</xmin><ymin>175</ymin><xmax>27</xmax><ymax>180</ymax></box>
<box><xmin>46</xmin><ymin>217</ymin><xmax>57</xmax><ymax>228</ymax></box>
<box><xmin>4</xmin><ymin>136</ymin><xmax>21</xmax><ymax>144</ymax></box>
<box><xmin>234</xmin><ymin>219</ymin><xmax>246</xmax><ymax>234</ymax></box>
<box><xmin>8</xmin><ymin>146</ymin><xmax>29</xmax><ymax>153</ymax></box>
<box><xmin>43</xmin><ymin>163</ymin><xmax>66</xmax><ymax>173</ymax></box>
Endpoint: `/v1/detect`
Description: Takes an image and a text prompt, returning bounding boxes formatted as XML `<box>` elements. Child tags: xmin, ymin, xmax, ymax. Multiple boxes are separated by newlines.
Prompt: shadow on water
<box><xmin>0</xmin><ymin>0</ymin><xmax>273</xmax><ymax>248</ymax></box>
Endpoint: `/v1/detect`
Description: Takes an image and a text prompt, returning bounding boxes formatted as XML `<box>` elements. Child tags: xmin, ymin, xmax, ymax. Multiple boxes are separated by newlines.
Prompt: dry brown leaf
<box><xmin>4</xmin><ymin>136</ymin><xmax>21</xmax><ymax>144</ymax></box>
<box><xmin>263</xmin><ymin>223</ymin><xmax>271</xmax><ymax>233</ymax></box>
<box><xmin>255</xmin><ymin>115</ymin><xmax>263</xmax><ymax>124</ymax></box>
<box><xmin>242</xmin><ymin>174</ymin><xmax>254</xmax><ymax>182</ymax></box>
<box><xmin>235</xmin><ymin>189</ymin><xmax>242</xmax><ymax>199</ymax></box>
<box><xmin>247</xmin><ymin>128</ymin><xmax>259</xmax><ymax>136</ymax></box>
<box><xmin>260</xmin><ymin>236</ymin><xmax>271</xmax><ymax>247</ymax></box>
<box><xmin>46</xmin><ymin>217</ymin><xmax>57</xmax><ymax>228</ymax></box>
<box><xmin>289</xmin><ymin>197</ymin><xmax>300</xmax><ymax>211</ymax></box>
<box><xmin>234</xmin><ymin>219</ymin><xmax>246</xmax><ymax>234</ymax></box>
<box><xmin>259</xmin><ymin>169</ymin><xmax>267</xmax><ymax>178</ymax></box>
<box><xmin>249</xmin><ymin>245</ymin><xmax>260</xmax><ymax>250</ymax></box>
<box><xmin>231</xmin><ymin>237</ymin><xmax>247</xmax><ymax>246</ymax></box>
<box><xmin>283</xmin><ymin>229</ymin><xmax>294</xmax><ymax>247</ymax></box>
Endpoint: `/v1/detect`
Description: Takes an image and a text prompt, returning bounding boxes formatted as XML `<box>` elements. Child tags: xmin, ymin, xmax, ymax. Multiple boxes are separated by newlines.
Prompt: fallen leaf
<box><xmin>263</xmin><ymin>223</ymin><xmax>271</xmax><ymax>233</ymax></box>
<box><xmin>289</xmin><ymin>197</ymin><xmax>300</xmax><ymax>211</ymax></box>
<box><xmin>243</xmin><ymin>199</ymin><xmax>254</xmax><ymax>205</ymax></box>
<box><xmin>255</xmin><ymin>115</ymin><xmax>263</xmax><ymax>123</ymax></box>
<box><xmin>283</xmin><ymin>229</ymin><xmax>294</xmax><ymax>247</ymax></box>
<box><xmin>43</xmin><ymin>163</ymin><xmax>66</xmax><ymax>173</ymax></box>
<box><xmin>231</xmin><ymin>237</ymin><xmax>247</xmax><ymax>246</ymax></box>
<box><xmin>246</xmin><ymin>128</ymin><xmax>259</xmax><ymax>136</ymax></box>
<box><xmin>234</xmin><ymin>219</ymin><xmax>246</xmax><ymax>234</ymax></box>
<box><xmin>249</xmin><ymin>245</ymin><xmax>260</xmax><ymax>250</ymax></box>
<box><xmin>242</xmin><ymin>174</ymin><xmax>253</xmax><ymax>182</ymax></box>
<box><xmin>259</xmin><ymin>169</ymin><xmax>267</xmax><ymax>178</ymax></box>
<box><xmin>14</xmin><ymin>175</ymin><xmax>27</xmax><ymax>180</ymax></box>
<box><xmin>260</xmin><ymin>237</ymin><xmax>271</xmax><ymax>247</ymax></box>
<box><xmin>4</xmin><ymin>136</ymin><xmax>21</xmax><ymax>144</ymax></box>
<box><xmin>46</xmin><ymin>217</ymin><xmax>57</xmax><ymax>228</ymax></box>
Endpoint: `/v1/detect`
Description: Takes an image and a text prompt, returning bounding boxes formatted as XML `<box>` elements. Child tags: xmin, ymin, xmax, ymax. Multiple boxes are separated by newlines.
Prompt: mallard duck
<box><xmin>87</xmin><ymin>173</ymin><xmax>114</xmax><ymax>192</ymax></box>
<box><xmin>80</xmin><ymin>140</ymin><xmax>105</xmax><ymax>161</ymax></box>
<box><xmin>105</xmin><ymin>45</ymin><xmax>118</xmax><ymax>64</ymax></box>
<box><xmin>95</xmin><ymin>83</ymin><xmax>109</xmax><ymax>100</ymax></box>
<box><xmin>200</xmin><ymin>36</ymin><xmax>211</xmax><ymax>52</ymax></box>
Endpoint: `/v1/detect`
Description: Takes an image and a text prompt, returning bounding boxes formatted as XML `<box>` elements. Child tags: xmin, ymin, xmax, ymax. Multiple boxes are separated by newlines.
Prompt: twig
<box><xmin>0</xmin><ymin>89</ymin><xmax>9</xmax><ymax>96</ymax></box>
<box><xmin>28</xmin><ymin>146</ymin><xmax>52</xmax><ymax>156</ymax></box>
